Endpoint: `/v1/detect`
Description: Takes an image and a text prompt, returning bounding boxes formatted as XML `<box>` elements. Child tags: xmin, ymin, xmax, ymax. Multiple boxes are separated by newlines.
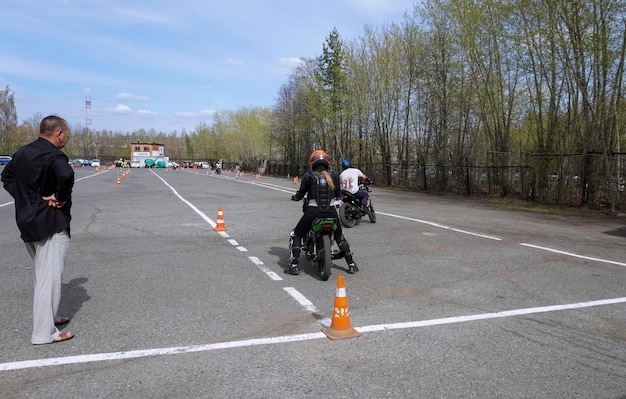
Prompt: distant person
<box><xmin>215</xmin><ymin>159</ymin><xmax>223</xmax><ymax>174</ymax></box>
<box><xmin>340</xmin><ymin>159</ymin><xmax>369</xmax><ymax>211</ymax></box>
<box><xmin>1</xmin><ymin>115</ymin><xmax>75</xmax><ymax>344</ymax></box>
<box><xmin>289</xmin><ymin>150</ymin><xmax>358</xmax><ymax>275</ymax></box>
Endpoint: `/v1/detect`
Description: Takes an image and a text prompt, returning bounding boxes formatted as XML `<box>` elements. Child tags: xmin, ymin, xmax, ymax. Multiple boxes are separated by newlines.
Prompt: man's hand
<box><xmin>42</xmin><ymin>194</ymin><xmax>65</xmax><ymax>208</ymax></box>
<box><xmin>291</xmin><ymin>195</ymin><xmax>299</xmax><ymax>201</ymax></box>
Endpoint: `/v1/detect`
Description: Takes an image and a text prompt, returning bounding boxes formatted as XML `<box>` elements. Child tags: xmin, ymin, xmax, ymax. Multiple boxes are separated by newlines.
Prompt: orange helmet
<box><xmin>309</xmin><ymin>150</ymin><xmax>330</xmax><ymax>170</ymax></box>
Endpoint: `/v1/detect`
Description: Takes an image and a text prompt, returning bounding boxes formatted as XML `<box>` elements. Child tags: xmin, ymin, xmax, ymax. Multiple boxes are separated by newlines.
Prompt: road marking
<box><xmin>151</xmin><ymin>171</ymin><xmax>217</xmax><ymax>228</ymax></box>
<box><xmin>249</xmin><ymin>256</ymin><xmax>282</xmax><ymax>281</ymax></box>
<box><xmin>377</xmin><ymin>212</ymin><xmax>502</xmax><ymax>240</ymax></box>
<box><xmin>1</xmin><ymin>296</ymin><xmax>623</xmax><ymax>372</ymax></box>
<box><xmin>359</xmin><ymin>297</ymin><xmax>626</xmax><ymax>332</ymax></box>
<box><xmin>152</xmin><ymin>171</ymin><xmax>281</xmax><ymax>283</ymax></box>
<box><xmin>520</xmin><ymin>243</ymin><xmax>626</xmax><ymax>267</ymax></box>
<box><xmin>283</xmin><ymin>287</ymin><xmax>319</xmax><ymax>313</ymax></box>
<box><xmin>212</xmin><ymin>174</ymin><xmax>295</xmax><ymax>194</ymax></box>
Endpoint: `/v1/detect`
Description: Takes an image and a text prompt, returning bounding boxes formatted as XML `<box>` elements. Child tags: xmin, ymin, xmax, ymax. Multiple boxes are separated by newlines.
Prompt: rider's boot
<box><xmin>337</xmin><ymin>235</ymin><xmax>359</xmax><ymax>274</ymax></box>
<box><xmin>360</xmin><ymin>204</ymin><xmax>368</xmax><ymax>214</ymax></box>
<box><xmin>289</xmin><ymin>231</ymin><xmax>302</xmax><ymax>275</ymax></box>
<box><xmin>348</xmin><ymin>263</ymin><xmax>359</xmax><ymax>274</ymax></box>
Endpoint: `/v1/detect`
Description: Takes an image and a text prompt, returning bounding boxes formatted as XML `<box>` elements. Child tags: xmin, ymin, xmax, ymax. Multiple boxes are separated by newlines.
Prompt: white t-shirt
<box><xmin>340</xmin><ymin>168</ymin><xmax>364</xmax><ymax>194</ymax></box>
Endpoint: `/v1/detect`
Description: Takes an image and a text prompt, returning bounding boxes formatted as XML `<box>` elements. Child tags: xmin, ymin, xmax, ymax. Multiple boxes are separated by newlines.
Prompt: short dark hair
<box><xmin>40</xmin><ymin>115</ymin><xmax>68</xmax><ymax>135</ymax></box>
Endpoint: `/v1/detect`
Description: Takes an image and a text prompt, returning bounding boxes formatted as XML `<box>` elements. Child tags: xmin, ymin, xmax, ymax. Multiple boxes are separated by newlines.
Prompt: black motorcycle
<box><xmin>338</xmin><ymin>179</ymin><xmax>376</xmax><ymax>227</ymax></box>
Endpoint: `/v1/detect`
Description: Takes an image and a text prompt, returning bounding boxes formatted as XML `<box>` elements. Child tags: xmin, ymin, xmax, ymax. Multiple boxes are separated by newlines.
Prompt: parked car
<box><xmin>90</xmin><ymin>159</ymin><xmax>101</xmax><ymax>167</ymax></box>
<box><xmin>129</xmin><ymin>160</ymin><xmax>141</xmax><ymax>168</ymax></box>
<box><xmin>0</xmin><ymin>155</ymin><xmax>11</xmax><ymax>165</ymax></box>
<box><xmin>168</xmin><ymin>161</ymin><xmax>180</xmax><ymax>169</ymax></box>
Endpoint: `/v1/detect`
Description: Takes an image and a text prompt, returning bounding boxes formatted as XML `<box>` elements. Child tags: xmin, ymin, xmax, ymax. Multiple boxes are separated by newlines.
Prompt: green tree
<box><xmin>0</xmin><ymin>85</ymin><xmax>18</xmax><ymax>154</ymax></box>
<box><xmin>316</xmin><ymin>28</ymin><xmax>349</xmax><ymax>164</ymax></box>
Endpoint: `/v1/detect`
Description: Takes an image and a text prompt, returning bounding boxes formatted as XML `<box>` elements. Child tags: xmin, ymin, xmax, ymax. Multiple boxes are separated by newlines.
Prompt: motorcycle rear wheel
<box><xmin>338</xmin><ymin>203</ymin><xmax>357</xmax><ymax>228</ymax></box>
<box><xmin>317</xmin><ymin>234</ymin><xmax>332</xmax><ymax>281</ymax></box>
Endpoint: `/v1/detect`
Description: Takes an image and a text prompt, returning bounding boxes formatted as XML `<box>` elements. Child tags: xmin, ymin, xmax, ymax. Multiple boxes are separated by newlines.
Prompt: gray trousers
<box><xmin>25</xmin><ymin>230</ymin><xmax>70</xmax><ymax>344</ymax></box>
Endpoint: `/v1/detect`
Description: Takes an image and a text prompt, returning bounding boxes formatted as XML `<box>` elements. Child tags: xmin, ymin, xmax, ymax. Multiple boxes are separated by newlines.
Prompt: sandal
<box><xmin>52</xmin><ymin>331</ymin><xmax>74</xmax><ymax>343</ymax></box>
<box><xmin>54</xmin><ymin>317</ymin><xmax>71</xmax><ymax>326</ymax></box>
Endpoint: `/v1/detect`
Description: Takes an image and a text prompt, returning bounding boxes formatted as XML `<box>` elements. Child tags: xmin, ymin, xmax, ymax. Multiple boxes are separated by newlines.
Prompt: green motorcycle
<box><xmin>304</xmin><ymin>218</ymin><xmax>337</xmax><ymax>281</ymax></box>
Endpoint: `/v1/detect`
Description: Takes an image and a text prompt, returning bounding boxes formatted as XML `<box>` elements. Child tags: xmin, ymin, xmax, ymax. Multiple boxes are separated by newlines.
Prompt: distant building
<box><xmin>130</xmin><ymin>142</ymin><xmax>169</xmax><ymax>167</ymax></box>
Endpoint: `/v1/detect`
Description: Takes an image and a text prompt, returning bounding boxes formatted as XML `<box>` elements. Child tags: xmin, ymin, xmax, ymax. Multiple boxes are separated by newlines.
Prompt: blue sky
<box><xmin>1</xmin><ymin>0</ymin><xmax>412</xmax><ymax>134</ymax></box>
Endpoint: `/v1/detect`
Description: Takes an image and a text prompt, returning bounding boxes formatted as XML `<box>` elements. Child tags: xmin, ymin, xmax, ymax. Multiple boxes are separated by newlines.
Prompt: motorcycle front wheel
<box><xmin>338</xmin><ymin>203</ymin><xmax>357</xmax><ymax>228</ymax></box>
<box><xmin>367</xmin><ymin>204</ymin><xmax>377</xmax><ymax>223</ymax></box>
<box><xmin>317</xmin><ymin>234</ymin><xmax>332</xmax><ymax>281</ymax></box>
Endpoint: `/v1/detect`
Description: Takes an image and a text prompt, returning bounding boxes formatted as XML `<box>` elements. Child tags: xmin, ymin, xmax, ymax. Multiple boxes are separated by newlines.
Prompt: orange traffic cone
<box><xmin>116</xmin><ymin>176</ymin><xmax>121</xmax><ymax>186</ymax></box>
<box><xmin>321</xmin><ymin>275</ymin><xmax>361</xmax><ymax>340</ymax></box>
<box><xmin>294</xmin><ymin>176</ymin><xmax>299</xmax><ymax>184</ymax></box>
<box><xmin>213</xmin><ymin>206</ymin><xmax>228</xmax><ymax>232</ymax></box>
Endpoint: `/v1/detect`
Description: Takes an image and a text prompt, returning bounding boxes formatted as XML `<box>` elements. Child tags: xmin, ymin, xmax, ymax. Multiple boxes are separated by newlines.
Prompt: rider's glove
<box><xmin>291</xmin><ymin>195</ymin><xmax>298</xmax><ymax>201</ymax></box>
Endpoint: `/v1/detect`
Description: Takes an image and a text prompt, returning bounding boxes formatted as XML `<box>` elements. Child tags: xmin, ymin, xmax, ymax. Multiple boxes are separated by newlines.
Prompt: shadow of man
<box><xmin>58</xmin><ymin>277</ymin><xmax>90</xmax><ymax>319</ymax></box>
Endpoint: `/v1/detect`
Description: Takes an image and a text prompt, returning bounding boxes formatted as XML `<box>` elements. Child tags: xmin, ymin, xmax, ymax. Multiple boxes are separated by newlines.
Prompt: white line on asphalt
<box><xmin>153</xmin><ymin>171</ymin><xmax>282</xmax><ymax>283</ymax></box>
<box><xmin>377</xmin><ymin>212</ymin><xmax>502</xmax><ymax>240</ymax></box>
<box><xmin>520</xmin><ymin>243</ymin><xmax>626</xmax><ymax>267</ymax></box>
<box><xmin>1</xmin><ymin>296</ymin><xmax>624</xmax><ymax>372</ymax></box>
<box><xmin>358</xmin><ymin>297</ymin><xmax>626</xmax><ymax>332</ymax></box>
<box><xmin>249</xmin><ymin>256</ymin><xmax>283</xmax><ymax>281</ymax></box>
<box><xmin>212</xmin><ymin>174</ymin><xmax>295</xmax><ymax>194</ymax></box>
<box><xmin>151</xmin><ymin>171</ymin><xmax>217</xmax><ymax>228</ymax></box>
<box><xmin>283</xmin><ymin>287</ymin><xmax>320</xmax><ymax>313</ymax></box>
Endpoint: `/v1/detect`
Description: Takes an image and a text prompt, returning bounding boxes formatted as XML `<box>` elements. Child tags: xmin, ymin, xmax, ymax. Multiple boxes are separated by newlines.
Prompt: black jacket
<box><xmin>293</xmin><ymin>166</ymin><xmax>341</xmax><ymax>210</ymax></box>
<box><xmin>1</xmin><ymin>137</ymin><xmax>74</xmax><ymax>242</ymax></box>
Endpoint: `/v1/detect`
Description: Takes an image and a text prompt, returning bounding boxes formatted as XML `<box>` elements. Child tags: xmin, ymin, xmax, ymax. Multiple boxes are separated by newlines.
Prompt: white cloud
<box><xmin>137</xmin><ymin>110</ymin><xmax>158</xmax><ymax>116</ymax></box>
<box><xmin>175</xmin><ymin>112</ymin><xmax>195</xmax><ymax>118</ymax></box>
<box><xmin>5</xmin><ymin>0</ymin><xmax>409</xmax><ymax>133</ymax></box>
<box><xmin>115</xmin><ymin>92</ymin><xmax>149</xmax><ymax>101</ymax></box>
<box><xmin>264</xmin><ymin>57</ymin><xmax>305</xmax><ymax>75</ymax></box>
<box><xmin>111</xmin><ymin>105</ymin><xmax>132</xmax><ymax>113</ymax></box>
<box><xmin>175</xmin><ymin>109</ymin><xmax>215</xmax><ymax>118</ymax></box>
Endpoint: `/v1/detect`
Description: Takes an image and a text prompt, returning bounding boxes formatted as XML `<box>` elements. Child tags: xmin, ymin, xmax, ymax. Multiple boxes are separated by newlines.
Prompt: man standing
<box><xmin>1</xmin><ymin>115</ymin><xmax>75</xmax><ymax>344</ymax></box>
<box><xmin>340</xmin><ymin>159</ymin><xmax>369</xmax><ymax>211</ymax></box>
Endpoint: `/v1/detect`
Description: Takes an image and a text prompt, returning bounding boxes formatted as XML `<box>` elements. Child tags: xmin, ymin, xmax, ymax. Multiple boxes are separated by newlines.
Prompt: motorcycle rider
<box><xmin>340</xmin><ymin>159</ymin><xmax>369</xmax><ymax>212</ymax></box>
<box><xmin>289</xmin><ymin>150</ymin><xmax>358</xmax><ymax>275</ymax></box>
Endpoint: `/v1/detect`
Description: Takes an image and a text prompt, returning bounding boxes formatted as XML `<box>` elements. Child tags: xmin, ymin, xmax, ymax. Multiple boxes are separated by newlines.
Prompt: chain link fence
<box><xmin>263</xmin><ymin>154</ymin><xmax>626</xmax><ymax>211</ymax></box>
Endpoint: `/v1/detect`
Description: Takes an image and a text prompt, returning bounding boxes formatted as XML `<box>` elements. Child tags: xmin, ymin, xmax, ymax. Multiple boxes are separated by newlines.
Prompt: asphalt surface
<box><xmin>0</xmin><ymin>166</ymin><xmax>625</xmax><ymax>398</ymax></box>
